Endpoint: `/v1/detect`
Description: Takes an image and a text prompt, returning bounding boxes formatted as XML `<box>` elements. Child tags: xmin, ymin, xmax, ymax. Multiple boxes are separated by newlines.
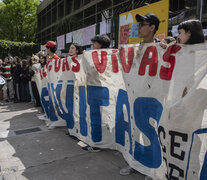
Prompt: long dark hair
<box><xmin>178</xmin><ymin>19</ymin><xmax>205</xmax><ymax>44</ymax></box>
<box><xmin>70</xmin><ymin>43</ymin><xmax>83</xmax><ymax>55</ymax></box>
<box><xmin>22</xmin><ymin>60</ymin><xmax>27</xmax><ymax>70</ymax></box>
<box><xmin>39</xmin><ymin>55</ymin><xmax>46</xmax><ymax>67</ymax></box>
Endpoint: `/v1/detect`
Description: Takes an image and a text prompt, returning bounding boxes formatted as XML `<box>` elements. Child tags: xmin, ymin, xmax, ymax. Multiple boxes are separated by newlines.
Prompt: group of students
<box><xmin>0</xmin><ymin>11</ymin><xmax>206</xmax><ymax>179</ymax></box>
<box><xmin>120</xmin><ymin>13</ymin><xmax>206</xmax><ymax>178</ymax></box>
<box><xmin>0</xmin><ymin>32</ymin><xmax>111</xmax><ymax>107</ymax></box>
<box><xmin>65</xmin><ymin>13</ymin><xmax>206</xmax><ymax>179</ymax></box>
<box><xmin>44</xmin><ymin>12</ymin><xmax>206</xmax><ymax>179</ymax></box>
<box><xmin>136</xmin><ymin>13</ymin><xmax>205</xmax><ymax>46</ymax></box>
<box><xmin>0</xmin><ymin>54</ymin><xmax>46</xmax><ymax>105</ymax></box>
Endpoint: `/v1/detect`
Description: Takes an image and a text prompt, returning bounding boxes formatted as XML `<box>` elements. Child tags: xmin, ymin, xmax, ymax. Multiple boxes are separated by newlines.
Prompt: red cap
<box><xmin>44</xmin><ymin>41</ymin><xmax>56</xmax><ymax>47</ymax></box>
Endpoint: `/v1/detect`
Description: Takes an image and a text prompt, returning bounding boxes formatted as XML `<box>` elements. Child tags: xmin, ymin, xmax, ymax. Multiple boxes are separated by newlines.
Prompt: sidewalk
<box><xmin>0</xmin><ymin>102</ymin><xmax>144</xmax><ymax>180</ymax></box>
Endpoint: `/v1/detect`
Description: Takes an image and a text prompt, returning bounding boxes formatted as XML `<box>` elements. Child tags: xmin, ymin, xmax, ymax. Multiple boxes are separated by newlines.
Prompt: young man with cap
<box><xmin>91</xmin><ymin>34</ymin><xmax>111</xmax><ymax>49</ymax></box>
<box><xmin>136</xmin><ymin>13</ymin><xmax>160</xmax><ymax>43</ymax></box>
<box><xmin>44</xmin><ymin>41</ymin><xmax>59</xmax><ymax>61</ymax></box>
<box><xmin>119</xmin><ymin>13</ymin><xmax>160</xmax><ymax>179</ymax></box>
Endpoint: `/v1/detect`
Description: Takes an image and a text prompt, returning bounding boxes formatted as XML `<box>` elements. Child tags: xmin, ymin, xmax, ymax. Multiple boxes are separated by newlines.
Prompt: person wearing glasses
<box><xmin>119</xmin><ymin>13</ymin><xmax>160</xmax><ymax>179</ymax></box>
<box><xmin>136</xmin><ymin>13</ymin><xmax>160</xmax><ymax>43</ymax></box>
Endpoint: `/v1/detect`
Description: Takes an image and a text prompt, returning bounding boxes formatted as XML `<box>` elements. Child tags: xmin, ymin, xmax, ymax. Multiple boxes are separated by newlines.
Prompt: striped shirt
<box><xmin>1</xmin><ymin>63</ymin><xmax>12</xmax><ymax>81</ymax></box>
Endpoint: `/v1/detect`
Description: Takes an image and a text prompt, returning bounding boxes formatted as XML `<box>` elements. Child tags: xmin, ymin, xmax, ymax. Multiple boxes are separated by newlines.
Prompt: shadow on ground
<box><xmin>0</xmin><ymin>102</ymin><xmax>144</xmax><ymax>180</ymax></box>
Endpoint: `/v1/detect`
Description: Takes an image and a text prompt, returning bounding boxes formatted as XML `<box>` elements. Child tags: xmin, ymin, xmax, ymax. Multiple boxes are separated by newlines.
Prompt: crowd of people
<box><xmin>0</xmin><ymin>54</ymin><xmax>46</xmax><ymax>105</ymax></box>
<box><xmin>0</xmin><ymin>33</ymin><xmax>111</xmax><ymax>111</ymax></box>
<box><xmin>0</xmin><ymin>12</ymin><xmax>206</xmax><ymax>179</ymax></box>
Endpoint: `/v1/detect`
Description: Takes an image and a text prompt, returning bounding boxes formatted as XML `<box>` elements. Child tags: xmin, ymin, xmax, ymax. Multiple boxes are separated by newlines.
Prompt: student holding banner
<box><xmin>120</xmin><ymin>13</ymin><xmax>160</xmax><ymax>178</ymax></box>
<box><xmin>136</xmin><ymin>13</ymin><xmax>160</xmax><ymax>43</ymax></box>
<box><xmin>91</xmin><ymin>34</ymin><xmax>111</xmax><ymax>49</ymax></box>
<box><xmin>44</xmin><ymin>41</ymin><xmax>60</xmax><ymax>61</ymax></box>
<box><xmin>68</xmin><ymin>43</ymin><xmax>83</xmax><ymax>57</ymax></box>
<box><xmin>159</xmin><ymin>20</ymin><xmax>204</xmax><ymax>52</ymax></box>
<box><xmin>65</xmin><ymin>43</ymin><xmax>83</xmax><ymax>139</ymax></box>
<box><xmin>160</xmin><ymin>19</ymin><xmax>205</xmax><ymax>49</ymax></box>
<box><xmin>177</xmin><ymin>19</ymin><xmax>205</xmax><ymax>98</ymax></box>
<box><xmin>80</xmin><ymin>34</ymin><xmax>111</xmax><ymax>152</ymax></box>
<box><xmin>177</xmin><ymin>19</ymin><xmax>205</xmax><ymax>45</ymax></box>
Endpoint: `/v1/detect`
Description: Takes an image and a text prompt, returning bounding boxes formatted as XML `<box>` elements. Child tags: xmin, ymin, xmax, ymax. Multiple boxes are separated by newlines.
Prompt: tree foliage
<box><xmin>0</xmin><ymin>0</ymin><xmax>40</xmax><ymax>42</ymax></box>
<box><xmin>0</xmin><ymin>40</ymin><xmax>38</xmax><ymax>59</ymax></box>
<box><xmin>0</xmin><ymin>2</ymin><xmax>5</xmax><ymax>8</ymax></box>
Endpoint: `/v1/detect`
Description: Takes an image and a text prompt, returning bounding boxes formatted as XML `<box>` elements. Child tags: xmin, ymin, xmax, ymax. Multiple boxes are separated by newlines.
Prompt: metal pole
<box><xmin>200</xmin><ymin>0</ymin><xmax>203</xmax><ymax>21</ymax></box>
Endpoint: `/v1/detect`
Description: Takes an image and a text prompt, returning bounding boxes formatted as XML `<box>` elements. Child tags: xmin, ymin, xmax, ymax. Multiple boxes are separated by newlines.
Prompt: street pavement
<box><xmin>0</xmin><ymin>102</ymin><xmax>144</xmax><ymax>180</ymax></box>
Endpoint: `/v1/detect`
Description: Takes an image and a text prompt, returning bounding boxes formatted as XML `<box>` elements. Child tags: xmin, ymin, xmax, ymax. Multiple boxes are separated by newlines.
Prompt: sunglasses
<box><xmin>138</xmin><ymin>22</ymin><xmax>150</xmax><ymax>27</ymax></box>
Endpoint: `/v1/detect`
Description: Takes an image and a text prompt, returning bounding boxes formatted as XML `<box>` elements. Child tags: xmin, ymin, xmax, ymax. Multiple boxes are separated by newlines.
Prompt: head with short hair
<box><xmin>91</xmin><ymin>34</ymin><xmax>111</xmax><ymax>49</ymax></box>
<box><xmin>136</xmin><ymin>13</ymin><xmax>160</xmax><ymax>34</ymax></box>
<box><xmin>177</xmin><ymin>19</ymin><xmax>205</xmax><ymax>44</ymax></box>
<box><xmin>44</xmin><ymin>41</ymin><xmax>57</xmax><ymax>54</ymax></box>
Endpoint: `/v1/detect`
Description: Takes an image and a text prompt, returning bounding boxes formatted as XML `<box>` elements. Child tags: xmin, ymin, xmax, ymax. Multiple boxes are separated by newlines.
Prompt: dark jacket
<box><xmin>20</xmin><ymin>66</ymin><xmax>30</xmax><ymax>84</ymax></box>
<box><xmin>12</xmin><ymin>64</ymin><xmax>21</xmax><ymax>83</ymax></box>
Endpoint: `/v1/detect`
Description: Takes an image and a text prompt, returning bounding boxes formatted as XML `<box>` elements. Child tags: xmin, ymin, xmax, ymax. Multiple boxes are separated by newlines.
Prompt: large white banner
<box><xmin>36</xmin><ymin>42</ymin><xmax>207</xmax><ymax>180</ymax></box>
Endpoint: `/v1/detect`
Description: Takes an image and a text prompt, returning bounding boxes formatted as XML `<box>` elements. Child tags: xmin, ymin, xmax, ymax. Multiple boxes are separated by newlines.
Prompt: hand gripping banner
<box><xmin>36</xmin><ymin>42</ymin><xmax>207</xmax><ymax>180</ymax></box>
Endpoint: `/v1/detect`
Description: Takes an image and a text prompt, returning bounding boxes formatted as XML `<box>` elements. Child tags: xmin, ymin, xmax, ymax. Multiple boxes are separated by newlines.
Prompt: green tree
<box><xmin>0</xmin><ymin>2</ymin><xmax>5</xmax><ymax>8</ymax></box>
<box><xmin>0</xmin><ymin>0</ymin><xmax>40</xmax><ymax>42</ymax></box>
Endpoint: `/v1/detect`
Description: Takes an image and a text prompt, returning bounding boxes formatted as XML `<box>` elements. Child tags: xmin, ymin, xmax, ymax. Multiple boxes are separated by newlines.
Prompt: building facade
<box><xmin>37</xmin><ymin>0</ymin><xmax>207</xmax><ymax>48</ymax></box>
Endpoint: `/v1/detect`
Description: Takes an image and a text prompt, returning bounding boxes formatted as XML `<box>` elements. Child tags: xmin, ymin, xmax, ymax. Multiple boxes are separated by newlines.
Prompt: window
<box><xmin>58</xmin><ymin>1</ymin><xmax>64</xmax><ymax>18</ymax></box>
<box><xmin>170</xmin><ymin>0</ymin><xmax>185</xmax><ymax>11</ymax></box>
<box><xmin>84</xmin><ymin>0</ymin><xmax>91</xmax><ymax>5</ymax></box>
<box><xmin>52</xmin><ymin>8</ymin><xmax>57</xmax><ymax>22</ymax></box>
<box><xmin>66</xmin><ymin>0</ymin><xmax>72</xmax><ymax>15</ymax></box>
<box><xmin>84</xmin><ymin>5</ymin><xmax>95</xmax><ymax>17</ymax></box>
<box><xmin>74</xmin><ymin>0</ymin><xmax>81</xmax><ymax>10</ymax></box>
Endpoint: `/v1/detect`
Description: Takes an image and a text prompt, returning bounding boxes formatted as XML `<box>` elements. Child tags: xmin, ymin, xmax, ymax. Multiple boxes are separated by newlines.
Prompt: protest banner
<box><xmin>36</xmin><ymin>42</ymin><xmax>207</xmax><ymax>179</ymax></box>
<box><xmin>119</xmin><ymin>0</ymin><xmax>169</xmax><ymax>45</ymax></box>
